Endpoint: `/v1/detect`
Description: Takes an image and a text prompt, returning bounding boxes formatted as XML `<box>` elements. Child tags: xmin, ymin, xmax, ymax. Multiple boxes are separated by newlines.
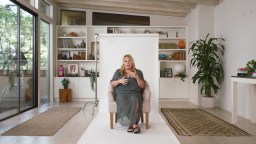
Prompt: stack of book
<box><xmin>237</xmin><ymin>68</ymin><xmax>247</xmax><ymax>77</ymax></box>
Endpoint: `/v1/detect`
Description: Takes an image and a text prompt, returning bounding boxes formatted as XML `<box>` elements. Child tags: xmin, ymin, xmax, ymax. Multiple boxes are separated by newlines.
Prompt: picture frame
<box><xmin>164</xmin><ymin>68</ymin><xmax>173</xmax><ymax>77</ymax></box>
<box><xmin>61</xmin><ymin>51</ymin><xmax>70</xmax><ymax>60</ymax></box>
<box><xmin>91</xmin><ymin>42</ymin><xmax>99</xmax><ymax>60</ymax></box>
<box><xmin>68</xmin><ymin>64</ymin><xmax>78</xmax><ymax>74</ymax></box>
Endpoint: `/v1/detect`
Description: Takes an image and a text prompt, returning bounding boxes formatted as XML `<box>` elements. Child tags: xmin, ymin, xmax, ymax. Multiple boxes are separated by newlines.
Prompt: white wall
<box><xmin>185</xmin><ymin>5</ymin><xmax>215</xmax><ymax>105</ymax></box>
<box><xmin>185</xmin><ymin>6</ymin><xmax>200</xmax><ymax>105</ymax></box>
<box><xmin>198</xmin><ymin>5</ymin><xmax>215</xmax><ymax>38</ymax></box>
<box><xmin>215</xmin><ymin>0</ymin><xmax>256</xmax><ymax>119</ymax></box>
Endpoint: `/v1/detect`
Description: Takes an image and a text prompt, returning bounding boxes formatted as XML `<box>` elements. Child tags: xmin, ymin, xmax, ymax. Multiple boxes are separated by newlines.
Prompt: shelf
<box><xmin>159</xmin><ymin>37</ymin><xmax>186</xmax><ymax>40</ymax></box>
<box><xmin>58</xmin><ymin>48</ymin><xmax>86</xmax><ymax>51</ymax></box>
<box><xmin>159</xmin><ymin>77</ymin><xmax>188</xmax><ymax>79</ymax></box>
<box><xmin>159</xmin><ymin>60</ymin><xmax>186</xmax><ymax>62</ymax></box>
<box><xmin>58</xmin><ymin>37</ymin><xmax>86</xmax><ymax>39</ymax></box>
<box><xmin>57</xmin><ymin>60</ymin><xmax>99</xmax><ymax>62</ymax></box>
<box><xmin>159</xmin><ymin>49</ymin><xmax>186</xmax><ymax>51</ymax></box>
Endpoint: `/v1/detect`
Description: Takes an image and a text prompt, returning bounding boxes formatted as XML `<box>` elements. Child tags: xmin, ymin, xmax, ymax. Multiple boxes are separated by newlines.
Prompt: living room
<box><xmin>0</xmin><ymin>0</ymin><xmax>256</xmax><ymax>144</ymax></box>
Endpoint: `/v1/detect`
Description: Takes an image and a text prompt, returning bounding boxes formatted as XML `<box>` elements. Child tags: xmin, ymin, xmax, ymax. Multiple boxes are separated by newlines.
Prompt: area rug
<box><xmin>1</xmin><ymin>107</ymin><xmax>81</xmax><ymax>136</ymax></box>
<box><xmin>161</xmin><ymin>108</ymin><xmax>251</xmax><ymax>136</ymax></box>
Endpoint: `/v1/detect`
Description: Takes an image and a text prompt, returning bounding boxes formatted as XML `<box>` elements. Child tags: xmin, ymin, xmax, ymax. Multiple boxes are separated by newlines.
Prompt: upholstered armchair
<box><xmin>107</xmin><ymin>81</ymin><xmax>151</xmax><ymax>129</ymax></box>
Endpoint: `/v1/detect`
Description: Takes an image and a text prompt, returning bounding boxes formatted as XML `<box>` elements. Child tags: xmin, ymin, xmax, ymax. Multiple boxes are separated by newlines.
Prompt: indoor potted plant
<box><xmin>245</xmin><ymin>59</ymin><xmax>256</xmax><ymax>77</ymax></box>
<box><xmin>61</xmin><ymin>78</ymin><xmax>70</xmax><ymax>89</ymax></box>
<box><xmin>89</xmin><ymin>71</ymin><xmax>96</xmax><ymax>91</ymax></box>
<box><xmin>189</xmin><ymin>34</ymin><xmax>225</xmax><ymax>108</ymax></box>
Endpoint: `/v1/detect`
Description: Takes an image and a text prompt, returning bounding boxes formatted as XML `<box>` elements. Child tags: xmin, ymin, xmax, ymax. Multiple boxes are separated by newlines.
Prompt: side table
<box><xmin>59</xmin><ymin>89</ymin><xmax>72</xmax><ymax>103</ymax></box>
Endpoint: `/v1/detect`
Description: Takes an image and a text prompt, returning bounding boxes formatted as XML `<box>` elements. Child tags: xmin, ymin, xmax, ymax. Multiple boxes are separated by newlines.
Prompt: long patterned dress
<box><xmin>111</xmin><ymin>69</ymin><xmax>144</xmax><ymax>126</ymax></box>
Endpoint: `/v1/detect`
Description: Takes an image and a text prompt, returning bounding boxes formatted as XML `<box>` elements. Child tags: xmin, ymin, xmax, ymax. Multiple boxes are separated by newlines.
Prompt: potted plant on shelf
<box><xmin>189</xmin><ymin>34</ymin><xmax>225</xmax><ymax>108</ymax></box>
<box><xmin>245</xmin><ymin>60</ymin><xmax>256</xmax><ymax>77</ymax></box>
<box><xmin>61</xmin><ymin>78</ymin><xmax>70</xmax><ymax>89</ymax></box>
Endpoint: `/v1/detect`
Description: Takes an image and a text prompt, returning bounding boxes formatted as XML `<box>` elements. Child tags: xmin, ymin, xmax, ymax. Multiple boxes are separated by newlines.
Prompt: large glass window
<box><xmin>20</xmin><ymin>8</ymin><xmax>35</xmax><ymax>111</ymax></box>
<box><xmin>92</xmin><ymin>12</ymin><xmax>150</xmax><ymax>26</ymax></box>
<box><xmin>40</xmin><ymin>20</ymin><xmax>50</xmax><ymax>104</ymax></box>
<box><xmin>60</xmin><ymin>10</ymin><xmax>86</xmax><ymax>25</ymax></box>
<box><xmin>0</xmin><ymin>0</ymin><xmax>35</xmax><ymax>120</ymax></box>
<box><xmin>40</xmin><ymin>0</ymin><xmax>50</xmax><ymax>17</ymax></box>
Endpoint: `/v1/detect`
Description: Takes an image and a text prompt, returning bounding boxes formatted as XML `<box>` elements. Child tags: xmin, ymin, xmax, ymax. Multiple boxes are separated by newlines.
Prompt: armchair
<box><xmin>107</xmin><ymin>81</ymin><xmax>151</xmax><ymax>129</ymax></box>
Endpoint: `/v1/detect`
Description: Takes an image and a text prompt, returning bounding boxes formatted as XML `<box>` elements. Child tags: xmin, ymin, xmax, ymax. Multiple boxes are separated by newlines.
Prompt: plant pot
<box><xmin>201</xmin><ymin>96</ymin><xmax>215</xmax><ymax>108</ymax></box>
<box><xmin>63</xmin><ymin>85</ymin><xmax>68</xmax><ymax>89</ymax></box>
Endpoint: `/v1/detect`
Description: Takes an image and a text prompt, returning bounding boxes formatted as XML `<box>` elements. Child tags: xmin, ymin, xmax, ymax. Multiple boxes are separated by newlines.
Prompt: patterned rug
<box><xmin>161</xmin><ymin>108</ymin><xmax>251</xmax><ymax>136</ymax></box>
<box><xmin>1</xmin><ymin>107</ymin><xmax>81</xmax><ymax>136</ymax></box>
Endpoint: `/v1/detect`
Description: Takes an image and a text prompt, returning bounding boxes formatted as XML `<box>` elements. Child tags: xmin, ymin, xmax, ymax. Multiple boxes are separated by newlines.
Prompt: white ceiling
<box><xmin>53</xmin><ymin>0</ymin><xmax>220</xmax><ymax>17</ymax></box>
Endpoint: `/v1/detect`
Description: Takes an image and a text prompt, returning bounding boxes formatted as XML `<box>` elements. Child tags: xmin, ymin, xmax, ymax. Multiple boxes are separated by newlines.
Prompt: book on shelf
<box><xmin>58</xmin><ymin>38</ymin><xmax>74</xmax><ymax>48</ymax></box>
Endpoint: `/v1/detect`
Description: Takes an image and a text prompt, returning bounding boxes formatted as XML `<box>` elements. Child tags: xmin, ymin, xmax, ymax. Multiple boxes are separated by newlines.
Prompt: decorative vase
<box><xmin>178</xmin><ymin>39</ymin><xmax>186</xmax><ymax>49</ymax></box>
<box><xmin>174</xmin><ymin>64</ymin><xmax>185</xmax><ymax>74</ymax></box>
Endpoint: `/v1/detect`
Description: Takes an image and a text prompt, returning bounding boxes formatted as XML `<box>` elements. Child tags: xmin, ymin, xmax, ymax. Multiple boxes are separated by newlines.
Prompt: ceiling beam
<box><xmin>165</xmin><ymin>0</ymin><xmax>219</xmax><ymax>5</ymax></box>
<box><xmin>59</xmin><ymin>1</ymin><xmax>191</xmax><ymax>12</ymax></box>
<box><xmin>58</xmin><ymin>3</ymin><xmax>187</xmax><ymax>17</ymax></box>
<box><xmin>54</xmin><ymin>0</ymin><xmax>219</xmax><ymax>17</ymax></box>
<box><xmin>54</xmin><ymin>0</ymin><xmax>196</xmax><ymax>9</ymax></box>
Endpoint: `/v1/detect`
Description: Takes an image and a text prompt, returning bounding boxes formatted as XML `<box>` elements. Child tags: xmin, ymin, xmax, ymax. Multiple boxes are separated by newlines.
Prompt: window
<box><xmin>92</xmin><ymin>12</ymin><xmax>150</xmax><ymax>26</ymax></box>
<box><xmin>60</xmin><ymin>10</ymin><xmax>86</xmax><ymax>25</ymax></box>
<box><xmin>40</xmin><ymin>20</ymin><xmax>50</xmax><ymax>104</ymax></box>
<box><xmin>0</xmin><ymin>0</ymin><xmax>36</xmax><ymax>120</ymax></box>
<box><xmin>39</xmin><ymin>0</ymin><xmax>50</xmax><ymax>17</ymax></box>
<box><xmin>24</xmin><ymin>0</ymin><xmax>35</xmax><ymax>7</ymax></box>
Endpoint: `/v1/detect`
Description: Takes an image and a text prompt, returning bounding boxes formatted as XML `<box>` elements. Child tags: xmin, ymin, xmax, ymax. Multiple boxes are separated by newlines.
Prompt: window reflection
<box><xmin>0</xmin><ymin>0</ymin><xmax>35</xmax><ymax>120</ymax></box>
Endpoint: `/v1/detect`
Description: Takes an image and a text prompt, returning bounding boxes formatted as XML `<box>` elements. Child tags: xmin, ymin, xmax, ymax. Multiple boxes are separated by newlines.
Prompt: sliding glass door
<box><xmin>0</xmin><ymin>0</ymin><xmax>36</xmax><ymax>120</ymax></box>
<box><xmin>40</xmin><ymin>20</ymin><xmax>50</xmax><ymax>104</ymax></box>
<box><xmin>19</xmin><ymin>8</ymin><xmax>35</xmax><ymax>111</ymax></box>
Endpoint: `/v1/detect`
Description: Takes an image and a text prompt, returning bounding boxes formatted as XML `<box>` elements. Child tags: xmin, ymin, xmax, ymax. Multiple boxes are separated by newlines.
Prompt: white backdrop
<box><xmin>98</xmin><ymin>34</ymin><xmax>159</xmax><ymax>113</ymax></box>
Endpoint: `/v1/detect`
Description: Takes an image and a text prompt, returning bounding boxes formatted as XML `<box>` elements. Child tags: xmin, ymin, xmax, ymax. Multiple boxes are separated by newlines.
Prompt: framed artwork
<box><xmin>91</xmin><ymin>42</ymin><xmax>99</xmax><ymax>60</ymax></box>
<box><xmin>61</xmin><ymin>51</ymin><xmax>70</xmax><ymax>60</ymax></box>
<box><xmin>68</xmin><ymin>64</ymin><xmax>78</xmax><ymax>74</ymax></box>
<box><xmin>60</xmin><ymin>10</ymin><xmax>86</xmax><ymax>25</ymax></box>
<box><xmin>165</xmin><ymin>68</ymin><xmax>173</xmax><ymax>77</ymax></box>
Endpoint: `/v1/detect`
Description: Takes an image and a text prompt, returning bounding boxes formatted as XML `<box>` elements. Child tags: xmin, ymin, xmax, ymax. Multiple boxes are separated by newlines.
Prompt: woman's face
<box><xmin>123</xmin><ymin>57</ymin><xmax>133</xmax><ymax>70</ymax></box>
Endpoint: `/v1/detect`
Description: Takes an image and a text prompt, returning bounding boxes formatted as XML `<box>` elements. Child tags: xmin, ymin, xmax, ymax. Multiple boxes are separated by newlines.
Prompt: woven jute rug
<box><xmin>1</xmin><ymin>107</ymin><xmax>81</xmax><ymax>136</ymax></box>
<box><xmin>161</xmin><ymin>108</ymin><xmax>251</xmax><ymax>136</ymax></box>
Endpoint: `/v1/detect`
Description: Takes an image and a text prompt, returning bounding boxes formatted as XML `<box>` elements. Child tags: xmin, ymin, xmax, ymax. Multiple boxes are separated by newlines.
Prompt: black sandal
<box><xmin>133</xmin><ymin>126</ymin><xmax>141</xmax><ymax>134</ymax></box>
<box><xmin>127</xmin><ymin>125</ymin><xmax>134</xmax><ymax>132</ymax></box>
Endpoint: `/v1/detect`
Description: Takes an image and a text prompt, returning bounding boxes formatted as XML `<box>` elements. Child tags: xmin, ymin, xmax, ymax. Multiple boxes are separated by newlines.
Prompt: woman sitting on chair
<box><xmin>110</xmin><ymin>54</ymin><xmax>145</xmax><ymax>134</ymax></box>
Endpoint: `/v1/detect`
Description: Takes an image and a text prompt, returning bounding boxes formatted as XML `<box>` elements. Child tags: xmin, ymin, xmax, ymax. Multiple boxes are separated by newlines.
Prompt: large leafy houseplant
<box><xmin>189</xmin><ymin>34</ymin><xmax>225</xmax><ymax>97</ymax></box>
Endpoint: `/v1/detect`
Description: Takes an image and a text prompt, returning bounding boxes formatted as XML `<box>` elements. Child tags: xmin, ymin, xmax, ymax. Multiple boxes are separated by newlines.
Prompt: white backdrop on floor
<box><xmin>98</xmin><ymin>34</ymin><xmax>159</xmax><ymax>113</ymax></box>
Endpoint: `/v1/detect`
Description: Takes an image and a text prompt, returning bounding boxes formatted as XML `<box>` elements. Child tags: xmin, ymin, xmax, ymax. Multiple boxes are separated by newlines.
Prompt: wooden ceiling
<box><xmin>53</xmin><ymin>0</ymin><xmax>220</xmax><ymax>17</ymax></box>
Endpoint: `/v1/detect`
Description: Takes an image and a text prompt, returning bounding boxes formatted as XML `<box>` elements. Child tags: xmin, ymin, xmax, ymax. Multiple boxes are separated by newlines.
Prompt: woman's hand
<box><xmin>127</xmin><ymin>72</ymin><xmax>138</xmax><ymax>79</ymax></box>
<box><xmin>118</xmin><ymin>76</ymin><xmax>129</xmax><ymax>85</ymax></box>
<box><xmin>128</xmin><ymin>72</ymin><xmax>144</xmax><ymax>89</ymax></box>
<box><xmin>111</xmin><ymin>76</ymin><xmax>128</xmax><ymax>87</ymax></box>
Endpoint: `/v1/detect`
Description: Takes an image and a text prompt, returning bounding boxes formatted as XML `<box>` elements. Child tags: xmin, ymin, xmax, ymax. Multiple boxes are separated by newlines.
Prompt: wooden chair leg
<box><xmin>115</xmin><ymin>113</ymin><xmax>117</xmax><ymax>123</ymax></box>
<box><xmin>141</xmin><ymin>113</ymin><xmax>144</xmax><ymax>123</ymax></box>
<box><xmin>145</xmin><ymin>112</ymin><xmax>149</xmax><ymax>129</ymax></box>
<box><xmin>110</xmin><ymin>113</ymin><xmax>114</xmax><ymax>129</ymax></box>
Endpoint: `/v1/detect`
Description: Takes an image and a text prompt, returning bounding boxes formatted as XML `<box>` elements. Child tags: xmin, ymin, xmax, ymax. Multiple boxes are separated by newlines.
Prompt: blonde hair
<box><xmin>120</xmin><ymin>54</ymin><xmax>136</xmax><ymax>74</ymax></box>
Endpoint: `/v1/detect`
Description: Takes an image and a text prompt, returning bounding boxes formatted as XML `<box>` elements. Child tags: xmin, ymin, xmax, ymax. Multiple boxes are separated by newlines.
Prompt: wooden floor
<box><xmin>0</xmin><ymin>101</ymin><xmax>256</xmax><ymax>144</ymax></box>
